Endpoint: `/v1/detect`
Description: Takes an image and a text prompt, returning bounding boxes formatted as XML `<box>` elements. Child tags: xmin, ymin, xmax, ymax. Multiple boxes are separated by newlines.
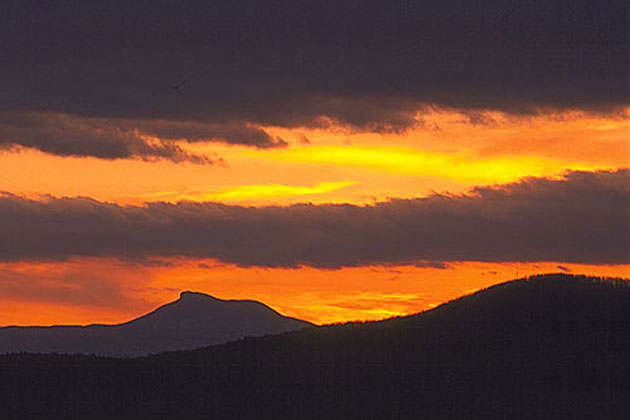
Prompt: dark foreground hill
<box><xmin>2</xmin><ymin>273</ymin><xmax>630</xmax><ymax>419</ymax></box>
<box><xmin>0</xmin><ymin>291</ymin><xmax>312</xmax><ymax>356</ymax></box>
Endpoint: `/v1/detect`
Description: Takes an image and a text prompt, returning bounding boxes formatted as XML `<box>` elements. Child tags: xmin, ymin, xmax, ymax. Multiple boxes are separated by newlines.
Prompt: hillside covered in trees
<box><xmin>1</xmin><ymin>273</ymin><xmax>630</xmax><ymax>419</ymax></box>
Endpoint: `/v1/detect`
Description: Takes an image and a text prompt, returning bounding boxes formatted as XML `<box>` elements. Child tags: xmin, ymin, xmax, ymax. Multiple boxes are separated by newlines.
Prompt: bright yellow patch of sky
<box><xmin>137</xmin><ymin>181</ymin><xmax>356</xmax><ymax>203</ymax></box>
<box><xmin>0</xmin><ymin>107</ymin><xmax>627</xmax><ymax>207</ymax></box>
<box><xmin>243</xmin><ymin>145</ymin><xmax>609</xmax><ymax>184</ymax></box>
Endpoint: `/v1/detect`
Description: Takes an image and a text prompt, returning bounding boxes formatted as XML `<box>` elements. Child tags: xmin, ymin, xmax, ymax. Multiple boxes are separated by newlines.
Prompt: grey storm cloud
<box><xmin>2</xmin><ymin>0</ymin><xmax>626</xmax><ymax>129</ymax></box>
<box><xmin>0</xmin><ymin>111</ymin><xmax>218</xmax><ymax>163</ymax></box>
<box><xmin>0</xmin><ymin>111</ymin><xmax>285</xmax><ymax>163</ymax></box>
<box><xmin>0</xmin><ymin>169</ymin><xmax>628</xmax><ymax>267</ymax></box>
<box><xmin>132</xmin><ymin>120</ymin><xmax>286</xmax><ymax>148</ymax></box>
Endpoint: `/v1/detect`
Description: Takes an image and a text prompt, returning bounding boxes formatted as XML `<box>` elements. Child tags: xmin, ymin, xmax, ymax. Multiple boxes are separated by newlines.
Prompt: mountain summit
<box><xmin>0</xmin><ymin>292</ymin><xmax>312</xmax><ymax>356</ymax></box>
<box><xmin>2</xmin><ymin>274</ymin><xmax>630</xmax><ymax>419</ymax></box>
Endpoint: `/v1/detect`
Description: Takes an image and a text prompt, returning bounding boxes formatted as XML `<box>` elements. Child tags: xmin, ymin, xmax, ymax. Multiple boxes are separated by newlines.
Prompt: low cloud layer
<box><xmin>1</xmin><ymin>169</ymin><xmax>628</xmax><ymax>267</ymax></box>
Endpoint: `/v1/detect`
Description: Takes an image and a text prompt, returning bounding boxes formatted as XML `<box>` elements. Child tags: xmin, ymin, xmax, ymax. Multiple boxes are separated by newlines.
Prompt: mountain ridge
<box><xmin>0</xmin><ymin>291</ymin><xmax>312</xmax><ymax>356</ymax></box>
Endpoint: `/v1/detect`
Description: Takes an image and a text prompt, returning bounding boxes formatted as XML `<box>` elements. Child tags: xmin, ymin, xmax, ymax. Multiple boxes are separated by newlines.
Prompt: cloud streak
<box><xmin>0</xmin><ymin>111</ymin><xmax>285</xmax><ymax>163</ymax></box>
<box><xmin>0</xmin><ymin>169</ymin><xmax>627</xmax><ymax>267</ymax></box>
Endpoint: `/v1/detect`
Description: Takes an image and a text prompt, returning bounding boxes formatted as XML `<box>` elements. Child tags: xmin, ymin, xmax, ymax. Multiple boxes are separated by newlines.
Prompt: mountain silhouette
<box><xmin>1</xmin><ymin>274</ymin><xmax>630</xmax><ymax>419</ymax></box>
<box><xmin>0</xmin><ymin>291</ymin><xmax>312</xmax><ymax>356</ymax></box>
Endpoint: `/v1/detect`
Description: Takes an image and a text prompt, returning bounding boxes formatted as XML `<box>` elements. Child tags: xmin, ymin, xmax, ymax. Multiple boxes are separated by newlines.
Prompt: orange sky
<box><xmin>0</xmin><ymin>258</ymin><xmax>627</xmax><ymax>326</ymax></box>
<box><xmin>1</xmin><ymin>107</ymin><xmax>629</xmax><ymax>325</ymax></box>
<box><xmin>2</xmin><ymin>108</ymin><xmax>628</xmax><ymax>206</ymax></box>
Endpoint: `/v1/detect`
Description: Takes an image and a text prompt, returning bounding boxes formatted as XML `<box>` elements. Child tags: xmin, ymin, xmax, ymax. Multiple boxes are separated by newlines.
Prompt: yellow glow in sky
<box><xmin>1</xmin><ymin>108</ymin><xmax>627</xmax><ymax>207</ymax></box>
<box><xmin>139</xmin><ymin>181</ymin><xmax>356</xmax><ymax>203</ymax></box>
<box><xmin>246</xmin><ymin>145</ymin><xmax>610</xmax><ymax>184</ymax></box>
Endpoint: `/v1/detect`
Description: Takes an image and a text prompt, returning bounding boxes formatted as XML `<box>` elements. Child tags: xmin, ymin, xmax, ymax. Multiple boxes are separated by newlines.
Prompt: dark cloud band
<box><xmin>1</xmin><ymin>170</ymin><xmax>628</xmax><ymax>267</ymax></box>
<box><xmin>2</xmin><ymin>0</ymin><xmax>626</xmax><ymax>129</ymax></box>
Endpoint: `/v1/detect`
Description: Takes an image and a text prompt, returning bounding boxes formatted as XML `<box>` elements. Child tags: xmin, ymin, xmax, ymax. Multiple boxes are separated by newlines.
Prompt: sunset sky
<box><xmin>1</xmin><ymin>0</ymin><xmax>628</xmax><ymax>326</ymax></box>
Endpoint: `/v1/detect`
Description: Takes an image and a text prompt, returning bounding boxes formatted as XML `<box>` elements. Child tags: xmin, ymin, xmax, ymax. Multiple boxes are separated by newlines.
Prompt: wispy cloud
<box><xmin>0</xmin><ymin>112</ymin><xmax>288</xmax><ymax>163</ymax></box>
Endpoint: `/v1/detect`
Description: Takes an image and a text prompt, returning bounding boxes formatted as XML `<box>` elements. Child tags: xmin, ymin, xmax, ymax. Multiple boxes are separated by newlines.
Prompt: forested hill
<box><xmin>2</xmin><ymin>273</ymin><xmax>630</xmax><ymax>419</ymax></box>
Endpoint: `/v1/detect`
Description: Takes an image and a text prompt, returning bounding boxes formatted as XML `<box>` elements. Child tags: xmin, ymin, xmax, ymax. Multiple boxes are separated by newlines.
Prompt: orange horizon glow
<box><xmin>0</xmin><ymin>258</ymin><xmax>627</xmax><ymax>326</ymax></box>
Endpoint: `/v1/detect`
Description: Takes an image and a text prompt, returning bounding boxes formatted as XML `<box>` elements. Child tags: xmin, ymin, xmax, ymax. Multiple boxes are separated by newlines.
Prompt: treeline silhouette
<box><xmin>2</xmin><ymin>274</ymin><xmax>630</xmax><ymax>419</ymax></box>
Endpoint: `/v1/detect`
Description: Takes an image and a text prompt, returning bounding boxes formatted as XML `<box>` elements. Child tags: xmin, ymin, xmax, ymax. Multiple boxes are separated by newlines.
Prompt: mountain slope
<box><xmin>0</xmin><ymin>291</ymin><xmax>312</xmax><ymax>356</ymax></box>
<box><xmin>1</xmin><ymin>274</ymin><xmax>630</xmax><ymax>419</ymax></box>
